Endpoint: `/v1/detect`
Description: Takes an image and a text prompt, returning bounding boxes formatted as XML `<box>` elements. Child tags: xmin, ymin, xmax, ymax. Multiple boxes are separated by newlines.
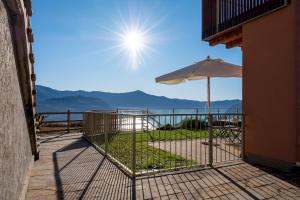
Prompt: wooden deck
<box><xmin>26</xmin><ymin>132</ymin><xmax>300</xmax><ymax>199</ymax></box>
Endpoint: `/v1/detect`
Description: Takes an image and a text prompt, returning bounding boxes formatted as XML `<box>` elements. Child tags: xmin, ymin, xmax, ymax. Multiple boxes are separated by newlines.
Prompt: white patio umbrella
<box><xmin>155</xmin><ymin>56</ymin><xmax>242</xmax><ymax>113</ymax></box>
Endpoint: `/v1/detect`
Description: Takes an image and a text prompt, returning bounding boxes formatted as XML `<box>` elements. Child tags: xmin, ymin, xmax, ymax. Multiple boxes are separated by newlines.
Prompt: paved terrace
<box><xmin>26</xmin><ymin>132</ymin><xmax>300</xmax><ymax>200</ymax></box>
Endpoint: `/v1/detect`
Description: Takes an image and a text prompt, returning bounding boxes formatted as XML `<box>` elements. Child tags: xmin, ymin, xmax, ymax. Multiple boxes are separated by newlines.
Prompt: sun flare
<box><xmin>122</xmin><ymin>30</ymin><xmax>145</xmax><ymax>54</ymax></box>
<box><xmin>91</xmin><ymin>4</ymin><xmax>166</xmax><ymax>70</ymax></box>
<box><xmin>101</xmin><ymin>13</ymin><xmax>162</xmax><ymax>70</ymax></box>
<box><xmin>119</xmin><ymin>28</ymin><xmax>149</xmax><ymax>69</ymax></box>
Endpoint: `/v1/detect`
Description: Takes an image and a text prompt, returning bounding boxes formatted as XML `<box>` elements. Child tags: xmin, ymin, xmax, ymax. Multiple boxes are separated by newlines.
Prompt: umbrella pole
<box><xmin>207</xmin><ymin>76</ymin><xmax>211</xmax><ymax>114</ymax></box>
<box><xmin>207</xmin><ymin>76</ymin><xmax>213</xmax><ymax>166</ymax></box>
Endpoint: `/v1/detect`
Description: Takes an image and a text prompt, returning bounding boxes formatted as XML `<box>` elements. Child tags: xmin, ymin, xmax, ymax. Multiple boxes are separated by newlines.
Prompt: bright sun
<box><xmin>102</xmin><ymin>11</ymin><xmax>159</xmax><ymax>70</ymax></box>
<box><xmin>122</xmin><ymin>30</ymin><xmax>145</xmax><ymax>54</ymax></box>
<box><xmin>119</xmin><ymin>29</ymin><xmax>148</xmax><ymax>69</ymax></box>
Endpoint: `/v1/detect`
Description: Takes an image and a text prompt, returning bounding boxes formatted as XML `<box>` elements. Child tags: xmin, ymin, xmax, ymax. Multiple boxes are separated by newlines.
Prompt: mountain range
<box><xmin>36</xmin><ymin>85</ymin><xmax>242</xmax><ymax>113</ymax></box>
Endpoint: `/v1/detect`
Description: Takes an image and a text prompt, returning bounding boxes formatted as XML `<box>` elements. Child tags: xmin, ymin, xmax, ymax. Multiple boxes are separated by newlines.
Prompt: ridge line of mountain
<box><xmin>36</xmin><ymin>85</ymin><xmax>242</xmax><ymax>112</ymax></box>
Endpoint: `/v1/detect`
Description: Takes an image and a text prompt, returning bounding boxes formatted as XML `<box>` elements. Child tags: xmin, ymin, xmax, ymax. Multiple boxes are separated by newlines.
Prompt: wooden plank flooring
<box><xmin>26</xmin><ymin>132</ymin><xmax>300</xmax><ymax>200</ymax></box>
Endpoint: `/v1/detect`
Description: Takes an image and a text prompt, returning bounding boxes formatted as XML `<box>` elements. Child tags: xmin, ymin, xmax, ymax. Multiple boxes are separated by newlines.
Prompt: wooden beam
<box><xmin>226</xmin><ymin>38</ymin><xmax>243</xmax><ymax>49</ymax></box>
<box><xmin>209</xmin><ymin>28</ymin><xmax>242</xmax><ymax>46</ymax></box>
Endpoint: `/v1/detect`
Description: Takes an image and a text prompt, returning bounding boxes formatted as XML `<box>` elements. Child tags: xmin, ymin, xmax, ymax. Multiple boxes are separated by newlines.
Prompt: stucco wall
<box><xmin>296</xmin><ymin>0</ymin><xmax>300</xmax><ymax>163</ymax></box>
<box><xmin>243</xmin><ymin>1</ymin><xmax>297</xmax><ymax>166</ymax></box>
<box><xmin>0</xmin><ymin>1</ymin><xmax>33</xmax><ymax>199</ymax></box>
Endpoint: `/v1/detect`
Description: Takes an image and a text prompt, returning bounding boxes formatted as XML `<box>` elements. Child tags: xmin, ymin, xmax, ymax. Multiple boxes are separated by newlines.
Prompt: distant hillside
<box><xmin>36</xmin><ymin>85</ymin><xmax>242</xmax><ymax>112</ymax></box>
<box><xmin>37</xmin><ymin>96</ymin><xmax>112</xmax><ymax>112</ymax></box>
<box><xmin>226</xmin><ymin>103</ymin><xmax>242</xmax><ymax>113</ymax></box>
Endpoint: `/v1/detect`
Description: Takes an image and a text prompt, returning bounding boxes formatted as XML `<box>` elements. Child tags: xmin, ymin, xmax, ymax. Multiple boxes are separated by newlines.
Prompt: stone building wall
<box><xmin>0</xmin><ymin>0</ymin><xmax>37</xmax><ymax>199</ymax></box>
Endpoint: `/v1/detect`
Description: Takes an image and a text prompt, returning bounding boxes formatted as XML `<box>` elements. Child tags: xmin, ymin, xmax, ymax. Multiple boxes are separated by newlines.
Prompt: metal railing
<box><xmin>118</xmin><ymin>107</ymin><xmax>241</xmax><ymax>114</ymax></box>
<box><xmin>202</xmin><ymin>0</ymin><xmax>289</xmax><ymax>40</ymax></box>
<box><xmin>36</xmin><ymin>107</ymin><xmax>240</xmax><ymax>134</ymax></box>
<box><xmin>37</xmin><ymin>110</ymin><xmax>84</xmax><ymax>133</ymax></box>
<box><xmin>83</xmin><ymin>111</ymin><xmax>244</xmax><ymax>177</ymax></box>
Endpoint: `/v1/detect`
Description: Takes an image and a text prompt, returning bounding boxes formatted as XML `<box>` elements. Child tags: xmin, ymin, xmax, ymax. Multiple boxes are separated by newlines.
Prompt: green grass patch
<box><xmin>86</xmin><ymin>129</ymin><xmax>207</xmax><ymax>171</ymax></box>
<box><xmin>136</xmin><ymin>129</ymin><xmax>208</xmax><ymax>142</ymax></box>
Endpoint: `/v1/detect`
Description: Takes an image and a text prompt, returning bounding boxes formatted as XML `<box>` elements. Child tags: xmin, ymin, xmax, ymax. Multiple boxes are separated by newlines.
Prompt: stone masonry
<box><xmin>0</xmin><ymin>0</ymin><xmax>37</xmax><ymax>199</ymax></box>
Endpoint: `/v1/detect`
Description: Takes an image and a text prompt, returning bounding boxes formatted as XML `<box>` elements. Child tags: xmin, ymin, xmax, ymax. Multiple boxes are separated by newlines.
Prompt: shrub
<box><xmin>179</xmin><ymin>118</ymin><xmax>242</xmax><ymax>130</ymax></box>
<box><xmin>157</xmin><ymin>124</ymin><xmax>178</xmax><ymax>130</ymax></box>
<box><xmin>180</xmin><ymin>119</ymin><xmax>208</xmax><ymax>130</ymax></box>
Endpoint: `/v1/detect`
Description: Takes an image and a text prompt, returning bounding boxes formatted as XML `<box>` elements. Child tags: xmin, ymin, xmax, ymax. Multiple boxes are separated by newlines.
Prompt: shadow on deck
<box><xmin>26</xmin><ymin>132</ymin><xmax>300</xmax><ymax>199</ymax></box>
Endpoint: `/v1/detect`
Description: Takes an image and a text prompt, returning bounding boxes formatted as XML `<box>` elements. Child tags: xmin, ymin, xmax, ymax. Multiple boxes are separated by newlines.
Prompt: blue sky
<box><xmin>32</xmin><ymin>0</ymin><xmax>242</xmax><ymax>101</ymax></box>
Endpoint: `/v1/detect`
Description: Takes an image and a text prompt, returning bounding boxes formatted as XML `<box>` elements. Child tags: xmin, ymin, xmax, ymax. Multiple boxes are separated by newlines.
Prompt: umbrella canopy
<box><xmin>156</xmin><ymin>56</ymin><xmax>242</xmax><ymax>84</ymax></box>
<box><xmin>155</xmin><ymin>56</ymin><xmax>242</xmax><ymax>113</ymax></box>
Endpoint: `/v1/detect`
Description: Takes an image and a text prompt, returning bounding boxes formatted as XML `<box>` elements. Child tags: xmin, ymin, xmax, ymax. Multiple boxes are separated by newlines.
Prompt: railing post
<box><xmin>141</xmin><ymin>113</ymin><xmax>144</xmax><ymax>133</ymax></box>
<box><xmin>92</xmin><ymin>113</ymin><xmax>95</xmax><ymax>142</ymax></box>
<box><xmin>118</xmin><ymin>109</ymin><xmax>122</xmax><ymax>132</ymax></box>
<box><xmin>105</xmin><ymin>114</ymin><xmax>108</xmax><ymax>154</ymax></box>
<box><xmin>67</xmin><ymin>110</ymin><xmax>70</xmax><ymax>133</ymax></box>
<box><xmin>82</xmin><ymin>112</ymin><xmax>85</xmax><ymax>135</ymax></box>
<box><xmin>132</xmin><ymin>115</ymin><xmax>136</xmax><ymax>200</ymax></box>
<box><xmin>208</xmin><ymin>114</ymin><xmax>213</xmax><ymax>166</ymax></box>
<box><xmin>146</xmin><ymin>108</ymin><xmax>149</xmax><ymax>132</ymax></box>
<box><xmin>172</xmin><ymin>108</ymin><xmax>175</xmax><ymax>127</ymax></box>
<box><xmin>81</xmin><ymin>112</ymin><xmax>84</xmax><ymax>133</ymax></box>
<box><xmin>241</xmin><ymin>114</ymin><xmax>245</xmax><ymax>160</ymax></box>
<box><xmin>132</xmin><ymin>115</ymin><xmax>136</xmax><ymax>176</ymax></box>
<box><xmin>216</xmin><ymin>0</ymin><xmax>220</xmax><ymax>32</ymax></box>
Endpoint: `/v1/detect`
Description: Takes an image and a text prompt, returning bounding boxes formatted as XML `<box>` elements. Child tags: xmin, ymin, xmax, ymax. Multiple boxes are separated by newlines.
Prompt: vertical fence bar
<box><xmin>241</xmin><ymin>114</ymin><xmax>245</xmax><ymax>159</ymax></box>
<box><xmin>81</xmin><ymin>112</ymin><xmax>84</xmax><ymax>132</ymax></box>
<box><xmin>67</xmin><ymin>109</ymin><xmax>70</xmax><ymax>133</ymax></box>
<box><xmin>208</xmin><ymin>114</ymin><xmax>213</xmax><ymax>166</ymax></box>
<box><xmin>216</xmin><ymin>0</ymin><xmax>220</xmax><ymax>32</ymax></box>
<box><xmin>172</xmin><ymin>108</ymin><xmax>175</xmax><ymax>136</ymax></box>
<box><xmin>105</xmin><ymin>114</ymin><xmax>108</xmax><ymax>154</ymax></box>
<box><xmin>146</xmin><ymin>108</ymin><xmax>149</xmax><ymax>132</ymax></box>
<box><xmin>82</xmin><ymin>112</ymin><xmax>85</xmax><ymax>135</ymax></box>
<box><xmin>132</xmin><ymin>115</ymin><xmax>136</xmax><ymax>176</ymax></box>
<box><xmin>131</xmin><ymin>115</ymin><xmax>136</xmax><ymax>200</ymax></box>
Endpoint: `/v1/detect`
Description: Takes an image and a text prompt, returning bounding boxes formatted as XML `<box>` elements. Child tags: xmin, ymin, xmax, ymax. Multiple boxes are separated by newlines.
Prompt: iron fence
<box><xmin>83</xmin><ymin>111</ymin><xmax>244</xmax><ymax>177</ymax></box>
<box><xmin>202</xmin><ymin>0</ymin><xmax>289</xmax><ymax>40</ymax></box>
<box><xmin>118</xmin><ymin>107</ymin><xmax>241</xmax><ymax>115</ymax></box>
<box><xmin>37</xmin><ymin>111</ymin><xmax>84</xmax><ymax>133</ymax></box>
<box><xmin>36</xmin><ymin>109</ymin><xmax>116</xmax><ymax>133</ymax></box>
